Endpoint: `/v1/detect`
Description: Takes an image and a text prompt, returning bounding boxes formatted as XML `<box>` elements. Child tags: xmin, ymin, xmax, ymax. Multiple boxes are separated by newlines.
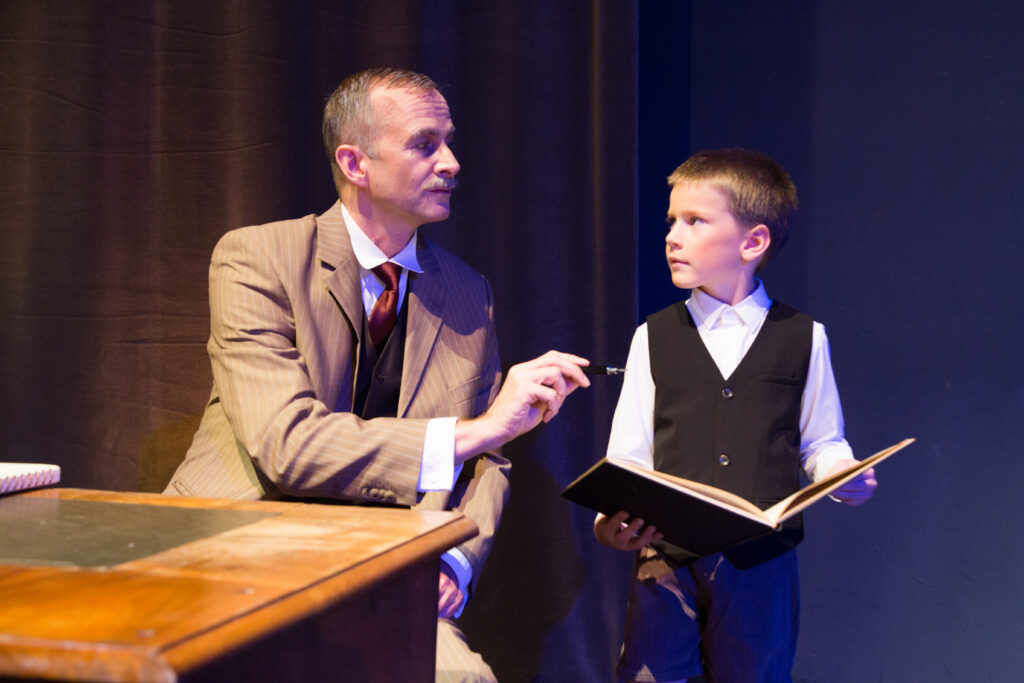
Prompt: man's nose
<box><xmin>437</xmin><ymin>143</ymin><xmax>460</xmax><ymax>176</ymax></box>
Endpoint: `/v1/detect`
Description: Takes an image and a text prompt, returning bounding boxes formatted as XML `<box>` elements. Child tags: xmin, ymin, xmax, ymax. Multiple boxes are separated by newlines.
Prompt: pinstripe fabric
<box><xmin>165</xmin><ymin>201</ymin><xmax>510</xmax><ymax>602</ymax></box>
<box><xmin>437</xmin><ymin>619</ymin><xmax>497</xmax><ymax>683</ymax></box>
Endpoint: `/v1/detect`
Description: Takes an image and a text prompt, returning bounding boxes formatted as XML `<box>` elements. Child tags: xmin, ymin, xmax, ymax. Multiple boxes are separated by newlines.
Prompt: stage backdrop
<box><xmin>0</xmin><ymin>1</ymin><xmax>636</xmax><ymax>681</ymax></box>
<box><xmin>3</xmin><ymin>1</ymin><xmax>1022</xmax><ymax>681</ymax></box>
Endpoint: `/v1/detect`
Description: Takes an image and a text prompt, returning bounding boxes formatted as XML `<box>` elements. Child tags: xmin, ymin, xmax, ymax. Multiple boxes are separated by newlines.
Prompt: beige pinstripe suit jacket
<box><xmin>165</xmin><ymin>201</ymin><xmax>510</xmax><ymax>588</ymax></box>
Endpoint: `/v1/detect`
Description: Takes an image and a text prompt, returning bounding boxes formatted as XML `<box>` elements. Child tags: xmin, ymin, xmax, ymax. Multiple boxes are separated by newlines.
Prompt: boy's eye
<box><xmin>688</xmin><ymin>216</ymin><xmax>705</xmax><ymax>226</ymax></box>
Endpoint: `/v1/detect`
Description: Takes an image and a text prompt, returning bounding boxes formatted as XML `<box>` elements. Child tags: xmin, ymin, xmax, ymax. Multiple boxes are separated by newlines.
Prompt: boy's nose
<box><xmin>665</xmin><ymin>225</ymin><xmax>683</xmax><ymax>248</ymax></box>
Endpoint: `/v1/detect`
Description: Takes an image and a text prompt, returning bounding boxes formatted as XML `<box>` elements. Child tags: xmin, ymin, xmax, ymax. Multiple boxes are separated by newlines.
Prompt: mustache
<box><xmin>425</xmin><ymin>176</ymin><xmax>458</xmax><ymax>191</ymax></box>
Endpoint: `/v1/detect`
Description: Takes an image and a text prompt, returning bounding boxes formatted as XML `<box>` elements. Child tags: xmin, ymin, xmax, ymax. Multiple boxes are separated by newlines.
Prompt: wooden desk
<box><xmin>0</xmin><ymin>488</ymin><xmax>477</xmax><ymax>682</ymax></box>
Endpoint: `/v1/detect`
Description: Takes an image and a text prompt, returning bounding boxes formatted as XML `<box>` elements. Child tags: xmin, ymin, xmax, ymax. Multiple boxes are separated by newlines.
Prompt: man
<box><xmin>164</xmin><ymin>68</ymin><xmax>589</xmax><ymax>682</ymax></box>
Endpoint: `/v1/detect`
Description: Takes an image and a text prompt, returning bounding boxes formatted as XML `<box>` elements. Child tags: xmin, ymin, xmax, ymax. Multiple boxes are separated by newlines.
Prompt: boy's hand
<box><xmin>826</xmin><ymin>459</ymin><xmax>877</xmax><ymax>506</ymax></box>
<box><xmin>594</xmin><ymin>510</ymin><xmax>663</xmax><ymax>551</ymax></box>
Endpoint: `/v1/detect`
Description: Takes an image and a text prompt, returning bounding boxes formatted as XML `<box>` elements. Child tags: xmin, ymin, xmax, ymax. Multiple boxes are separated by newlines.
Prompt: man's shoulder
<box><xmin>215</xmin><ymin>213</ymin><xmax>320</xmax><ymax>252</ymax></box>
<box><xmin>419</xmin><ymin>236</ymin><xmax>490</xmax><ymax>290</ymax></box>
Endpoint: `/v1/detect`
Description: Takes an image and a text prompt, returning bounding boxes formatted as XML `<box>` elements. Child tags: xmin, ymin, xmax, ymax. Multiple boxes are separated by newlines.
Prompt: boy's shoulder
<box><xmin>765</xmin><ymin>300</ymin><xmax>813</xmax><ymax>324</ymax></box>
<box><xmin>644</xmin><ymin>297</ymin><xmax>816</xmax><ymax>326</ymax></box>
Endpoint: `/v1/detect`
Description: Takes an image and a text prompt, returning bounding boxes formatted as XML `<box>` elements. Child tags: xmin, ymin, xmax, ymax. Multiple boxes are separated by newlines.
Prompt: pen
<box><xmin>582</xmin><ymin>365</ymin><xmax>626</xmax><ymax>375</ymax></box>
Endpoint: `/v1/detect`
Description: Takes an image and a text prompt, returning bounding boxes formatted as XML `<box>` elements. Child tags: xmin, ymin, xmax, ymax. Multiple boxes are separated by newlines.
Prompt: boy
<box><xmin>595</xmin><ymin>148</ymin><xmax>877</xmax><ymax>682</ymax></box>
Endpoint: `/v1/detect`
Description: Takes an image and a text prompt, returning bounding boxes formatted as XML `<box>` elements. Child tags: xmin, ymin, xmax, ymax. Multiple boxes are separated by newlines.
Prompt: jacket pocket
<box><xmin>171</xmin><ymin>479</ymin><xmax>195</xmax><ymax>497</ymax></box>
<box><xmin>448</xmin><ymin>375</ymin><xmax>488</xmax><ymax>412</ymax></box>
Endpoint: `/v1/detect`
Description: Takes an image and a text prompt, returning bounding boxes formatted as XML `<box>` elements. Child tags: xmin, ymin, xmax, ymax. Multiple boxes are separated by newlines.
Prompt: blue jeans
<box><xmin>617</xmin><ymin>547</ymin><xmax>800</xmax><ymax>683</ymax></box>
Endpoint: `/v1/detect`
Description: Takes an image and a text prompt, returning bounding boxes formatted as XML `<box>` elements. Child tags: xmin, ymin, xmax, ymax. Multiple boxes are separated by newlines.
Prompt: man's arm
<box><xmin>204</xmin><ymin>225</ymin><xmax>589</xmax><ymax>506</ymax></box>
<box><xmin>454</xmin><ymin>350</ymin><xmax>592</xmax><ymax>462</ymax></box>
<box><xmin>203</xmin><ymin>226</ymin><xmax>431</xmax><ymax>504</ymax></box>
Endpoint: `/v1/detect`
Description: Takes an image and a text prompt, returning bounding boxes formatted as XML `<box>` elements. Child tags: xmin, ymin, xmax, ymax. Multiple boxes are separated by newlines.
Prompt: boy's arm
<box><xmin>799</xmin><ymin>323</ymin><xmax>877</xmax><ymax>505</ymax></box>
<box><xmin>595</xmin><ymin>325</ymin><xmax>665</xmax><ymax>550</ymax></box>
<box><xmin>605</xmin><ymin>325</ymin><xmax>656</xmax><ymax>468</ymax></box>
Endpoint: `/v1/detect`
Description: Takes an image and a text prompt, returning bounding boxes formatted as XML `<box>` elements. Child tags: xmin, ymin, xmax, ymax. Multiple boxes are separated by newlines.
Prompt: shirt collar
<box><xmin>686</xmin><ymin>279</ymin><xmax>772</xmax><ymax>330</ymax></box>
<box><xmin>341</xmin><ymin>202</ymin><xmax>423</xmax><ymax>273</ymax></box>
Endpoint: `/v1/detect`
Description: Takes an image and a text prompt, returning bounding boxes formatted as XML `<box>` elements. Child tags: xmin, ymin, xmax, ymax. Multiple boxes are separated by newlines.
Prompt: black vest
<box><xmin>647</xmin><ymin>300</ymin><xmax>812</xmax><ymax>568</ymax></box>
<box><xmin>353</xmin><ymin>299</ymin><xmax>408</xmax><ymax>419</ymax></box>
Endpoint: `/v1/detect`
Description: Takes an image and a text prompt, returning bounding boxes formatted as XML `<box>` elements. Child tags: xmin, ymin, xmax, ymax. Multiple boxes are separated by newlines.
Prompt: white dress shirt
<box><xmin>606</xmin><ymin>281</ymin><xmax>854</xmax><ymax>484</ymax></box>
<box><xmin>342</xmin><ymin>204</ymin><xmax>471</xmax><ymax>609</ymax></box>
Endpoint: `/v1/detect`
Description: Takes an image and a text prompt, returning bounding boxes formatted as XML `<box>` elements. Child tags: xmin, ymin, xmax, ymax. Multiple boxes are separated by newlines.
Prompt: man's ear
<box><xmin>741</xmin><ymin>224</ymin><xmax>771</xmax><ymax>264</ymax></box>
<box><xmin>335</xmin><ymin>145</ymin><xmax>370</xmax><ymax>188</ymax></box>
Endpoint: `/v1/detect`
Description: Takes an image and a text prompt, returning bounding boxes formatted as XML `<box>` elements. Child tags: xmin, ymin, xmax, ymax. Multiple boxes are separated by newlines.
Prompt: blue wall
<box><xmin>640</xmin><ymin>2</ymin><xmax>1024</xmax><ymax>679</ymax></box>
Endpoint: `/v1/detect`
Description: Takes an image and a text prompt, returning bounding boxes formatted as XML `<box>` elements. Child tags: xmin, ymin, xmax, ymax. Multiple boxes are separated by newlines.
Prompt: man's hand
<box><xmin>438</xmin><ymin>569</ymin><xmax>465</xmax><ymax>619</ymax></box>
<box><xmin>455</xmin><ymin>350</ymin><xmax>590</xmax><ymax>463</ymax></box>
<box><xmin>826</xmin><ymin>459</ymin><xmax>877</xmax><ymax>506</ymax></box>
<box><xmin>594</xmin><ymin>510</ymin><xmax>663</xmax><ymax>551</ymax></box>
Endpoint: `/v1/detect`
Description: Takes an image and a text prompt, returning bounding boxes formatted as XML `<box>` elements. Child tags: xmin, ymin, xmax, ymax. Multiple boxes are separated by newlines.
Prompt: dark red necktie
<box><xmin>368</xmin><ymin>262</ymin><xmax>401</xmax><ymax>350</ymax></box>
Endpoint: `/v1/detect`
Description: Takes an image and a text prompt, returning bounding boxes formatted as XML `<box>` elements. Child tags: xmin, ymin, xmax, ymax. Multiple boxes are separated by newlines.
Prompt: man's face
<box><xmin>363</xmin><ymin>86</ymin><xmax>460</xmax><ymax>230</ymax></box>
<box><xmin>664</xmin><ymin>181</ymin><xmax>754</xmax><ymax>302</ymax></box>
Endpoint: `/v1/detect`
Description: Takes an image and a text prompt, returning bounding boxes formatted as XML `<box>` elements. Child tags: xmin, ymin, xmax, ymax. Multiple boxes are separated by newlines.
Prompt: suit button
<box><xmin>718</xmin><ymin>453</ymin><xmax>731</xmax><ymax>466</ymax></box>
<box><xmin>375</xmin><ymin>371</ymin><xmax>386</xmax><ymax>383</ymax></box>
<box><xmin>721</xmin><ymin>387</ymin><xmax>734</xmax><ymax>399</ymax></box>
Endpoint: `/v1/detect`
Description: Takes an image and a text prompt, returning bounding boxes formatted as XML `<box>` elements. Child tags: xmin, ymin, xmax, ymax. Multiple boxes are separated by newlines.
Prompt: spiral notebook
<box><xmin>0</xmin><ymin>463</ymin><xmax>61</xmax><ymax>495</ymax></box>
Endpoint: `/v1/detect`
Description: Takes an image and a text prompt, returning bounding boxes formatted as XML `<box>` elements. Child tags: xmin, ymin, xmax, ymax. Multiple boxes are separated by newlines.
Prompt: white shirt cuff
<box><xmin>419</xmin><ymin>417</ymin><xmax>462</xmax><ymax>491</ymax></box>
<box><xmin>807</xmin><ymin>441</ymin><xmax>855</xmax><ymax>483</ymax></box>
<box><xmin>441</xmin><ymin>548</ymin><xmax>473</xmax><ymax>618</ymax></box>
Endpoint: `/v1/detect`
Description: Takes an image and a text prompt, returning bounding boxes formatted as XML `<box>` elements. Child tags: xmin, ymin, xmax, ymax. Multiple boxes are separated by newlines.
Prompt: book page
<box><xmin>613</xmin><ymin>459</ymin><xmax>770</xmax><ymax>522</ymax></box>
<box><xmin>764</xmin><ymin>438</ymin><xmax>915</xmax><ymax>524</ymax></box>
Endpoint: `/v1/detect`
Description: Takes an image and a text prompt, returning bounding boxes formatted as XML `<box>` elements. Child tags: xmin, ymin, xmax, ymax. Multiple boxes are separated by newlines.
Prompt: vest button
<box><xmin>718</xmin><ymin>453</ymin><xmax>731</xmax><ymax>466</ymax></box>
<box><xmin>721</xmin><ymin>387</ymin><xmax>734</xmax><ymax>399</ymax></box>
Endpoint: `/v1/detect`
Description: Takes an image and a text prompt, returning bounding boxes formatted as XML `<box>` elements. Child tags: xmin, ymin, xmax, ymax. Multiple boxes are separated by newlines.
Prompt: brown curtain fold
<box><xmin>0</xmin><ymin>1</ymin><xmax>637</xmax><ymax>680</ymax></box>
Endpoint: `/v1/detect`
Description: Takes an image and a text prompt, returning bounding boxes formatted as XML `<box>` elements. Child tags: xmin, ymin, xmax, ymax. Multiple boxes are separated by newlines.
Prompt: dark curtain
<box><xmin>0</xmin><ymin>1</ymin><xmax>637</xmax><ymax>681</ymax></box>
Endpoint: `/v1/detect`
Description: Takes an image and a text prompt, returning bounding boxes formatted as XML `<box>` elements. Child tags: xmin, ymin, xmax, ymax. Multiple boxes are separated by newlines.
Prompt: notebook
<box><xmin>0</xmin><ymin>463</ymin><xmax>61</xmax><ymax>494</ymax></box>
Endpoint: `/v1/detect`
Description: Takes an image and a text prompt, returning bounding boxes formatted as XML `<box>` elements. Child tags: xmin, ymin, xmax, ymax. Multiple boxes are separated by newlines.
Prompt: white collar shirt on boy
<box><xmin>605</xmin><ymin>279</ymin><xmax>854</xmax><ymax>483</ymax></box>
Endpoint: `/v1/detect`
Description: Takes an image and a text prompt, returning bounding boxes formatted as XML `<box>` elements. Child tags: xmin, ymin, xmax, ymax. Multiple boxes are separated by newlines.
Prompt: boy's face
<box><xmin>665</xmin><ymin>181</ymin><xmax>761</xmax><ymax>303</ymax></box>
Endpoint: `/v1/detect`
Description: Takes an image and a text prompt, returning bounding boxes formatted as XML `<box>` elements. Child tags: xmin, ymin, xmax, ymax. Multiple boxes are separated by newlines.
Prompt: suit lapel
<box><xmin>317</xmin><ymin>202</ymin><xmax>363</xmax><ymax>342</ymax></box>
<box><xmin>400</xmin><ymin>239</ymin><xmax>445</xmax><ymax>416</ymax></box>
<box><xmin>317</xmin><ymin>203</ymin><xmax>445</xmax><ymax>417</ymax></box>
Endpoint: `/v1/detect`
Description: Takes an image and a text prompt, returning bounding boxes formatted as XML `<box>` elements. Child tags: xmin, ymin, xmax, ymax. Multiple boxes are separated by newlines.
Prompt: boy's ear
<box><xmin>741</xmin><ymin>224</ymin><xmax>771</xmax><ymax>264</ymax></box>
<box><xmin>334</xmin><ymin>144</ymin><xmax>371</xmax><ymax>188</ymax></box>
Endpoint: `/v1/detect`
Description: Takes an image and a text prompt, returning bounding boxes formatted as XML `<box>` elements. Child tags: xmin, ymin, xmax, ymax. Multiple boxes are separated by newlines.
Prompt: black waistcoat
<box><xmin>353</xmin><ymin>299</ymin><xmax>408</xmax><ymax>419</ymax></box>
<box><xmin>647</xmin><ymin>300</ymin><xmax>812</xmax><ymax>568</ymax></box>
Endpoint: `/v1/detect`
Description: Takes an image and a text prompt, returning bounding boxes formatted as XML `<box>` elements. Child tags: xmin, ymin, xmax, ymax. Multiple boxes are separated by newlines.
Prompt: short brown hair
<box><xmin>668</xmin><ymin>148</ymin><xmax>797</xmax><ymax>267</ymax></box>
<box><xmin>322</xmin><ymin>68</ymin><xmax>440</xmax><ymax>191</ymax></box>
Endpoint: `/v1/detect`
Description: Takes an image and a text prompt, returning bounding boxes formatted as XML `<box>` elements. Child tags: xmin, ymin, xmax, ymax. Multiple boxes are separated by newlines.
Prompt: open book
<box><xmin>0</xmin><ymin>463</ymin><xmax>61</xmax><ymax>495</ymax></box>
<box><xmin>562</xmin><ymin>438</ymin><xmax>914</xmax><ymax>557</ymax></box>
